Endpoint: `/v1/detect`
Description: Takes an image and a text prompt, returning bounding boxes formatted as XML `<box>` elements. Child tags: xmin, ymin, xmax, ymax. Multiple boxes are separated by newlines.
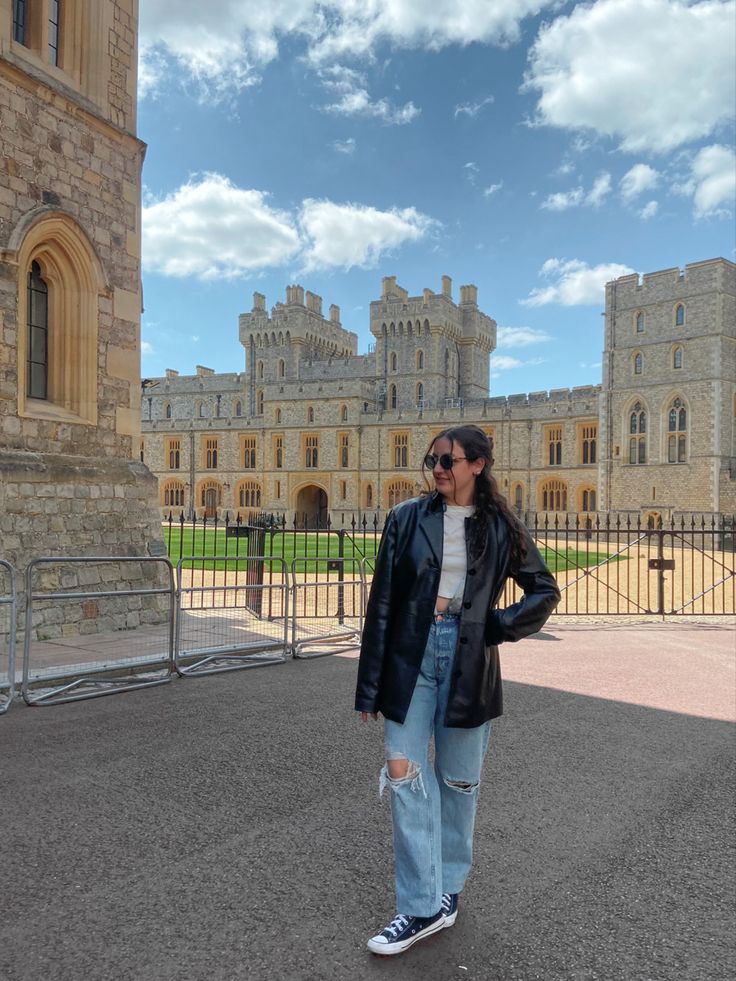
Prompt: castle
<box><xmin>141</xmin><ymin>259</ymin><xmax>736</xmax><ymax>525</ymax></box>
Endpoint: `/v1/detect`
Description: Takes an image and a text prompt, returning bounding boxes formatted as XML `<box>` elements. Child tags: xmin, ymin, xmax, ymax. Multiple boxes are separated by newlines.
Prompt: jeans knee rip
<box><xmin>444</xmin><ymin>777</ymin><xmax>479</xmax><ymax>794</ymax></box>
<box><xmin>379</xmin><ymin>760</ymin><xmax>426</xmax><ymax>799</ymax></box>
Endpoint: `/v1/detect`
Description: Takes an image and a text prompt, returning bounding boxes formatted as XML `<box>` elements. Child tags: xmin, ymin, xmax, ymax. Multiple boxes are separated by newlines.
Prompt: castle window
<box><xmin>48</xmin><ymin>0</ymin><xmax>60</xmax><ymax>66</ymax></box>
<box><xmin>635</xmin><ymin>311</ymin><xmax>645</xmax><ymax>333</ymax></box>
<box><xmin>275</xmin><ymin>480</ymin><xmax>281</xmax><ymax>499</ymax></box>
<box><xmin>389</xmin><ymin>384</ymin><xmax>397</xmax><ymax>409</ymax></box>
<box><xmin>673</xmin><ymin>346</ymin><xmax>683</xmax><ymax>369</ymax></box>
<box><xmin>165</xmin><ymin>402</ymin><xmax>172</xmax><ymax>419</ymax></box>
<box><xmin>675</xmin><ymin>304</ymin><xmax>685</xmax><ymax>327</ymax></box>
<box><xmin>339</xmin><ymin>432</ymin><xmax>349</xmax><ymax>468</ymax></box>
<box><xmin>166</xmin><ymin>438</ymin><xmax>181</xmax><ymax>470</ymax></box>
<box><xmin>163</xmin><ymin>481</ymin><xmax>185</xmax><ymax>508</ymax></box>
<box><xmin>513</xmin><ymin>483</ymin><xmax>523</xmax><ymax>513</ymax></box>
<box><xmin>274</xmin><ymin>435</ymin><xmax>283</xmax><ymax>469</ymax></box>
<box><xmin>416</xmin><ymin>350</ymin><xmax>424</xmax><ymax>370</ymax></box>
<box><xmin>365</xmin><ymin>483</ymin><xmax>374</xmax><ymax>508</ymax></box>
<box><xmin>234</xmin><ymin>400</ymin><xmax>242</xmax><ymax>417</ymax></box>
<box><xmin>140</xmin><ymin>439</ymin><xmax>144</xmax><ymax>463</ymax></box>
<box><xmin>238</xmin><ymin>481</ymin><xmax>261</xmax><ymax>509</ymax></box>
<box><xmin>634</xmin><ymin>352</ymin><xmax>642</xmax><ymax>375</ymax></box>
<box><xmin>340</xmin><ymin>404</ymin><xmax>348</xmax><ymax>422</ymax></box>
<box><xmin>540</xmin><ymin>479</ymin><xmax>568</xmax><ymax>512</ymax></box>
<box><xmin>580</xmin><ymin>424</ymin><xmax>597</xmax><ymax>465</ymax></box>
<box><xmin>546</xmin><ymin>426</ymin><xmax>563</xmax><ymax>466</ymax></box>
<box><xmin>628</xmin><ymin>401</ymin><xmax>647</xmax><ymax>464</ymax></box>
<box><xmin>197</xmin><ymin>401</ymin><xmax>204</xmax><ymax>418</ymax></box>
<box><xmin>667</xmin><ymin>397</ymin><xmax>687</xmax><ymax>463</ymax></box>
<box><xmin>580</xmin><ymin>487</ymin><xmax>597</xmax><ymax>512</ymax></box>
<box><xmin>256</xmin><ymin>390</ymin><xmax>264</xmax><ymax>414</ymax></box>
<box><xmin>13</xmin><ymin>0</ymin><xmax>27</xmax><ymax>45</ymax></box>
<box><xmin>307</xmin><ymin>405</ymin><xmax>314</xmax><ymax>423</ymax></box>
<box><xmin>387</xmin><ymin>479</ymin><xmax>414</xmax><ymax>508</ymax></box>
<box><xmin>391</xmin><ymin>352</ymin><xmax>398</xmax><ymax>372</ymax></box>
<box><xmin>242</xmin><ymin>436</ymin><xmax>256</xmax><ymax>469</ymax></box>
<box><xmin>204</xmin><ymin>437</ymin><xmax>218</xmax><ymax>469</ymax></box>
<box><xmin>305</xmin><ymin>434</ymin><xmax>319</xmax><ymax>468</ymax></box>
<box><xmin>257</xmin><ymin>360</ymin><xmax>264</xmax><ymax>380</ymax></box>
<box><xmin>278</xmin><ymin>359</ymin><xmax>285</xmax><ymax>378</ymax></box>
<box><xmin>340</xmin><ymin>480</ymin><xmax>347</xmax><ymax>501</ymax></box>
<box><xmin>416</xmin><ymin>382</ymin><xmax>424</xmax><ymax>407</ymax></box>
<box><xmin>393</xmin><ymin>432</ymin><xmax>409</xmax><ymax>468</ymax></box>
<box><xmin>27</xmin><ymin>261</ymin><xmax>48</xmax><ymax>400</ymax></box>
<box><xmin>275</xmin><ymin>406</ymin><xmax>282</xmax><ymax>424</ymax></box>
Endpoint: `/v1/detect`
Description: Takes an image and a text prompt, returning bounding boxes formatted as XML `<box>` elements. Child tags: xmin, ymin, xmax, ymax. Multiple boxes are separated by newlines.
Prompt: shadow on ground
<box><xmin>0</xmin><ymin>645</ymin><xmax>733</xmax><ymax>981</ymax></box>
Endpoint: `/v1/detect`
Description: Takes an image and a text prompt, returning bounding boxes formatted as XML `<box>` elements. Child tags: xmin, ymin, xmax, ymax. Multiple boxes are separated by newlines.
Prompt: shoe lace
<box><xmin>385</xmin><ymin>914</ymin><xmax>410</xmax><ymax>937</ymax></box>
<box><xmin>441</xmin><ymin>893</ymin><xmax>452</xmax><ymax>914</ymax></box>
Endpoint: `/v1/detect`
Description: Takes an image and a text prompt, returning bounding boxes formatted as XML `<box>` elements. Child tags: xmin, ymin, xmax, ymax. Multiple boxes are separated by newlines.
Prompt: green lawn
<box><xmin>162</xmin><ymin>525</ymin><xmax>621</xmax><ymax>575</ymax></box>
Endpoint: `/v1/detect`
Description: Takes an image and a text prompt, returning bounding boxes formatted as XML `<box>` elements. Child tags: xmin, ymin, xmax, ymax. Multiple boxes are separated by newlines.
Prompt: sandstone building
<box><xmin>141</xmin><ymin>259</ymin><xmax>736</xmax><ymax>526</ymax></box>
<box><xmin>0</xmin><ymin>2</ymin><xmax>163</xmax><ymax>618</ymax></box>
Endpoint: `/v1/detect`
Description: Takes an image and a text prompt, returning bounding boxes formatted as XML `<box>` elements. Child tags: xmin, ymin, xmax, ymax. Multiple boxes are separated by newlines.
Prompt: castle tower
<box><xmin>600</xmin><ymin>258</ymin><xmax>736</xmax><ymax>515</ymax></box>
<box><xmin>0</xmin><ymin>2</ymin><xmax>165</xmax><ymax>587</ymax></box>
<box><xmin>369</xmin><ymin>275</ymin><xmax>495</xmax><ymax>411</ymax></box>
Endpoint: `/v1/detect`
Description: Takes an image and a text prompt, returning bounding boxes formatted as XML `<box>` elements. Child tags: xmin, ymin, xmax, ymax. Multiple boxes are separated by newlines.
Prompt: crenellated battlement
<box><xmin>607</xmin><ymin>258</ymin><xmax>735</xmax><ymax>310</ymax></box>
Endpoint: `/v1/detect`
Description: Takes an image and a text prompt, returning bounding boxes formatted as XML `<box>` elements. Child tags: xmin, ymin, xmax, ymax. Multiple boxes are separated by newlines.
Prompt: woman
<box><xmin>355</xmin><ymin>425</ymin><xmax>560</xmax><ymax>956</ymax></box>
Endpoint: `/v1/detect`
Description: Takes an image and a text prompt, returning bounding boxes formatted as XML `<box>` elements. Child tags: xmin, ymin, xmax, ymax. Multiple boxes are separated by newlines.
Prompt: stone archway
<box><xmin>295</xmin><ymin>485</ymin><xmax>328</xmax><ymax>528</ymax></box>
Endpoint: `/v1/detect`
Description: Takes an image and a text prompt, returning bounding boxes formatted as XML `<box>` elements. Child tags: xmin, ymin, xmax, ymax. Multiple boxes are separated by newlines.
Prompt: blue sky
<box><xmin>138</xmin><ymin>0</ymin><xmax>736</xmax><ymax>397</ymax></box>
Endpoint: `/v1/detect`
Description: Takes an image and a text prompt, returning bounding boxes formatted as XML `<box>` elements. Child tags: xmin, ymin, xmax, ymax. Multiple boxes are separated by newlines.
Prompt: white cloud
<box><xmin>454</xmin><ymin>95</ymin><xmax>495</xmax><ymax>118</ymax></box>
<box><xmin>620</xmin><ymin>163</ymin><xmax>660</xmax><ymax>201</ymax></box>
<box><xmin>691</xmin><ymin>144</ymin><xmax>736</xmax><ymax>217</ymax></box>
<box><xmin>522</xmin><ymin>258</ymin><xmax>636</xmax><ymax>306</ymax></box>
<box><xmin>299</xmin><ymin>199</ymin><xmax>435</xmax><ymax>271</ymax></box>
<box><xmin>525</xmin><ymin>0</ymin><xmax>736</xmax><ymax>153</ymax></box>
<box><xmin>639</xmin><ymin>200</ymin><xmax>659</xmax><ymax>220</ymax></box>
<box><xmin>140</xmin><ymin>1</ymin><xmax>554</xmax><ymax>98</ymax></box>
<box><xmin>491</xmin><ymin>354</ymin><xmax>545</xmax><ymax>373</ymax></box>
<box><xmin>143</xmin><ymin>174</ymin><xmax>436</xmax><ymax>278</ymax></box>
<box><xmin>141</xmin><ymin>340</ymin><xmax>154</xmax><ymax>355</ymax></box>
<box><xmin>142</xmin><ymin>174</ymin><xmax>301</xmax><ymax>279</ymax></box>
<box><xmin>319</xmin><ymin>66</ymin><xmax>419</xmax><ymax>124</ymax></box>
<box><xmin>586</xmin><ymin>172</ymin><xmax>611</xmax><ymax>207</ymax></box>
<box><xmin>541</xmin><ymin>187</ymin><xmax>584</xmax><ymax>211</ymax></box>
<box><xmin>496</xmin><ymin>326</ymin><xmax>552</xmax><ymax>348</ymax></box>
<box><xmin>332</xmin><ymin>137</ymin><xmax>357</xmax><ymax>154</ymax></box>
<box><xmin>484</xmin><ymin>182</ymin><xmax>503</xmax><ymax>197</ymax></box>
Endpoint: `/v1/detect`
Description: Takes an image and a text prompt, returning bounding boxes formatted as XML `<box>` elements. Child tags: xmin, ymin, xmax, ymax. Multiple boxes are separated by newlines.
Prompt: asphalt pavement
<box><xmin>0</xmin><ymin>623</ymin><xmax>734</xmax><ymax>981</ymax></box>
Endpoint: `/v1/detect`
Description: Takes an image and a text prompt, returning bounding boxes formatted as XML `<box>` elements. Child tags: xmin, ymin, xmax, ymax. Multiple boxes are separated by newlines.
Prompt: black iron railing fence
<box><xmin>162</xmin><ymin>510</ymin><xmax>735</xmax><ymax>617</ymax></box>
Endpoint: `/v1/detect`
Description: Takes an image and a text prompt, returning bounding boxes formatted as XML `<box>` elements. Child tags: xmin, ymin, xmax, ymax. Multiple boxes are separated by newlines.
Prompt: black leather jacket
<box><xmin>355</xmin><ymin>493</ymin><xmax>560</xmax><ymax>728</ymax></box>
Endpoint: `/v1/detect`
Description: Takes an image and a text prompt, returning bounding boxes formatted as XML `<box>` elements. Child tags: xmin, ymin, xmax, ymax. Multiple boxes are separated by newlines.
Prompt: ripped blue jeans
<box><xmin>382</xmin><ymin>616</ymin><xmax>491</xmax><ymax>917</ymax></box>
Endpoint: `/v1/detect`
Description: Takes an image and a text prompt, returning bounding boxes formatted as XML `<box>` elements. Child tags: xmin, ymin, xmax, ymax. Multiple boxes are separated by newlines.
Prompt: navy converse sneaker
<box><xmin>441</xmin><ymin>892</ymin><xmax>459</xmax><ymax>927</ymax></box>
<box><xmin>367</xmin><ymin>910</ymin><xmax>445</xmax><ymax>955</ymax></box>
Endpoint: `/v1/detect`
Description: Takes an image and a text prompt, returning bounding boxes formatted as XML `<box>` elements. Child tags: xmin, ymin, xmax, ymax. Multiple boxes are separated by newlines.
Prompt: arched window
<box><xmin>540</xmin><ymin>479</ymin><xmax>568</xmax><ymax>512</ymax></box>
<box><xmin>580</xmin><ymin>487</ymin><xmax>597</xmax><ymax>512</ymax></box>
<box><xmin>278</xmin><ymin>359</ymin><xmax>285</xmax><ymax>378</ymax></box>
<box><xmin>416</xmin><ymin>350</ymin><xmax>424</xmax><ymax>370</ymax></box>
<box><xmin>197</xmin><ymin>401</ymin><xmax>205</xmax><ymax>418</ymax></box>
<box><xmin>390</xmin><ymin>352</ymin><xmax>398</xmax><ymax>372</ymax></box>
<box><xmin>416</xmin><ymin>382</ymin><xmax>424</xmax><ymax>406</ymax></box>
<box><xmin>257</xmin><ymin>360</ymin><xmax>264</xmax><ymax>380</ymax></box>
<box><xmin>275</xmin><ymin>407</ymin><xmax>282</xmax><ymax>424</ymax></box>
<box><xmin>340</xmin><ymin>404</ymin><xmax>348</xmax><ymax>422</ymax></box>
<box><xmin>256</xmin><ymin>390</ymin><xmax>264</xmax><ymax>414</ymax></box>
<box><xmin>633</xmin><ymin>352</ymin><xmax>643</xmax><ymax>375</ymax></box>
<box><xmin>307</xmin><ymin>405</ymin><xmax>314</xmax><ymax>423</ymax></box>
<box><xmin>629</xmin><ymin>401</ymin><xmax>647</xmax><ymax>464</ymax></box>
<box><xmin>237</xmin><ymin>481</ymin><xmax>262</xmax><ymax>509</ymax></box>
<box><xmin>675</xmin><ymin>304</ymin><xmax>685</xmax><ymax>327</ymax></box>
<box><xmin>365</xmin><ymin>483</ymin><xmax>374</xmax><ymax>508</ymax></box>
<box><xmin>513</xmin><ymin>483</ymin><xmax>523</xmax><ymax>513</ymax></box>
<box><xmin>387</xmin><ymin>479</ymin><xmax>414</xmax><ymax>508</ymax></box>
<box><xmin>17</xmin><ymin>212</ymin><xmax>107</xmax><ymax>425</ymax></box>
<box><xmin>165</xmin><ymin>402</ymin><xmax>172</xmax><ymax>419</ymax></box>
<box><xmin>389</xmin><ymin>384</ymin><xmax>397</xmax><ymax>409</ymax></box>
<box><xmin>673</xmin><ymin>346</ymin><xmax>683</xmax><ymax>369</ymax></box>
<box><xmin>162</xmin><ymin>480</ymin><xmax>186</xmax><ymax>508</ymax></box>
<box><xmin>234</xmin><ymin>400</ymin><xmax>242</xmax><ymax>417</ymax></box>
<box><xmin>635</xmin><ymin>311</ymin><xmax>645</xmax><ymax>333</ymax></box>
<box><xmin>667</xmin><ymin>397</ymin><xmax>687</xmax><ymax>463</ymax></box>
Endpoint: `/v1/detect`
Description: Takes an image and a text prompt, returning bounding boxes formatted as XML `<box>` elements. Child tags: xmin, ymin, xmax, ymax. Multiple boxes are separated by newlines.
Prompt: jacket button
<box><xmin>464</xmin><ymin>601</ymin><xmax>471</xmax><ymax>609</ymax></box>
<box><xmin>460</xmin><ymin>636</ymin><xmax>468</xmax><ymax>644</ymax></box>
<box><xmin>468</xmin><ymin>568</ymin><xmax>476</xmax><ymax>575</ymax></box>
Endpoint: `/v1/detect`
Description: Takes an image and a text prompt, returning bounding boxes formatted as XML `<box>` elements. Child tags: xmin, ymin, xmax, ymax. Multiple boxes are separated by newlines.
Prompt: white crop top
<box><xmin>437</xmin><ymin>504</ymin><xmax>474</xmax><ymax>612</ymax></box>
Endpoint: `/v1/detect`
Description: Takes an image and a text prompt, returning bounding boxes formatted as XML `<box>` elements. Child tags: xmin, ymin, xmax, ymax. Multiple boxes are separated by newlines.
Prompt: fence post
<box><xmin>655</xmin><ymin>528</ymin><xmax>665</xmax><ymax>615</ymax></box>
<box><xmin>337</xmin><ymin>530</ymin><xmax>345</xmax><ymax>624</ymax></box>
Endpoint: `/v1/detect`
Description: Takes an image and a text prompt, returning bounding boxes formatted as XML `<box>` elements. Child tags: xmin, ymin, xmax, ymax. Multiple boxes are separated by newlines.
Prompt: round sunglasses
<box><xmin>423</xmin><ymin>453</ymin><xmax>469</xmax><ymax>470</ymax></box>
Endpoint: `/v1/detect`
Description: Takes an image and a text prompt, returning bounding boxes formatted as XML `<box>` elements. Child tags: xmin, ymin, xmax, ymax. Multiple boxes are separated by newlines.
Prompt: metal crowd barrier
<box><xmin>22</xmin><ymin>556</ymin><xmax>175</xmax><ymax>706</ymax></box>
<box><xmin>0</xmin><ymin>560</ymin><xmax>17</xmax><ymax>715</ymax></box>
<box><xmin>175</xmin><ymin>556</ymin><xmax>289</xmax><ymax>676</ymax></box>
<box><xmin>291</xmin><ymin>558</ymin><xmax>363</xmax><ymax>658</ymax></box>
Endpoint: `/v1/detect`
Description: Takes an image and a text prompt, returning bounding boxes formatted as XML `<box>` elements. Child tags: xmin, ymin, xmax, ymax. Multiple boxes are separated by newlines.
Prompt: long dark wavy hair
<box><xmin>421</xmin><ymin>424</ymin><xmax>527</xmax><ymax>565</ymax></box>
